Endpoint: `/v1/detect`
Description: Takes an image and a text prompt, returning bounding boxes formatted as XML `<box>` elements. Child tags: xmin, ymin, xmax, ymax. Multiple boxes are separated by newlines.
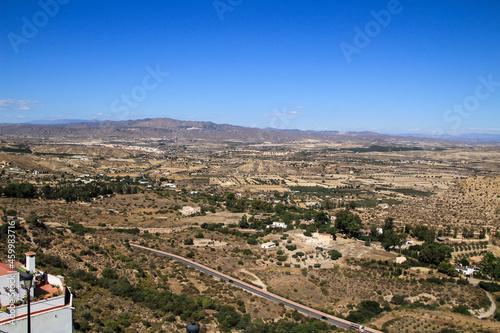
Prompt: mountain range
<box><xmin>1</xmin><ymin>118</ymin><xmax>499</xmax><ymax>144</ymax></box>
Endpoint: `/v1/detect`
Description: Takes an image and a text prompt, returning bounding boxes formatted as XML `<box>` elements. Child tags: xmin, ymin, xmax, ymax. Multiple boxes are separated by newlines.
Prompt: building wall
<box><xmin>0</xmin><ymin>272</ymin><xmax>28</xmax><ymax>306</ymax></box>
<box><xmin>0</xmin><ymin>306</ymin><xmax>73</xmax><ymax>333</ymax></box>
<box><xmin>46</xmin><ymin>274</ymin><xmax>64</xmax><ymax>288</ymax></box>
<box><xmin>0</xmin><ymin>294</ymin><xmax>66</xmax><ymax>323</ymax></box>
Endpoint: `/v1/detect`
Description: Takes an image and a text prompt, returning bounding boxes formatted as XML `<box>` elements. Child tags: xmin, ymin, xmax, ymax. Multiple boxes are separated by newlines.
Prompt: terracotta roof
<box><xmin>25</xmin><ymin>251</ymin><xmax>36</xmax><ymax>255</ymax></box>
<box><xmin>0</xmin><ymin>263</ymin><xmax>17</xmax><ymax>276</ymax></box>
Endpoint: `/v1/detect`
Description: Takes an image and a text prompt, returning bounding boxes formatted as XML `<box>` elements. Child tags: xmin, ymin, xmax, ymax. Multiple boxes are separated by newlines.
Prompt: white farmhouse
<box><xmin>455</xmin><ymin>265</ymin><xmax>479</xmax><ymax>277</ymax></box>
<box><xmin>266</xmin><ymin>222</ymin><xmax>287</xmax><ymax>229</ymax></box>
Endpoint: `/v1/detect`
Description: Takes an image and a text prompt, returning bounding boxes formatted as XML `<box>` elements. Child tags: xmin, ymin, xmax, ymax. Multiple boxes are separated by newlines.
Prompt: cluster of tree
<box><xmin>1</xmin><ymin>181</ymin><xmax>139</xmax><ymax>202</ymax></box>
<box><xmin>201</xmin><ymin>222</ymin><xmax>267</xmax><ymax>241</ymax></box>
<box><xmin>227</xmin><ymin>191</ymin><xmax>352</xmax><ymax>227</ymax></box>
<box><xmin>461</xmin><ymin>226</ymin><xmax>475</xmax><ymax>239</ymax></box>
<box><xmin>40</xmin><ymin>183</ymin><xmax>135</xmax><ymax>202</ymax></box>
<box><xmin>346</xmin><ymin>300</ymin><xmax>384</xmax><ymax>323</ymax></box>
<box><xmin>480</xmin><ymin>253</ymin><xmax>500</xmax><ymax>280</ymax></box>
<box><xmin>68</xmin><ymin>222</ymin><xmax>95</xmax><ymax>235</ymax></box>
<box><xmin>437</xmin><ymin>261</ymin><xmax>459</xmax><ymax>277</ymax></box>
<box><xmin>1</xmin><ymin>182</ymin><xmax>37</xmax><ymax>198</ymax></box>
<box><xmin>335</xmin><ymin>209</ymin><xmax>362</xmax><ymax>238</ymax></box>
<box><xmin>372</xmin><ymin>220</ymin><xmax>458</xmax><ymax>276</ymax></box>
<box><xmin>451</xmin><ymin>304</ymin><xmax>471</xmax><ymax>316</ymax></box>
<box><xmin>478</xmin><ymin>281</ymin><xmax>500</xmax><ymax>292</ymax></box>
<box><xmin>250</xmin><ymin>199</ymin><xmax>274</xmax><ymax>213</ymax></box>
<box><xmin>289</xmin><ymin>185</ymin><xmax>363</xmax><ymax>199</ymax></box>
<box><xmin>201</xmin><ymin>222</ymin><xmax>227</xmax><ymax>231</ymax></box>
<box><xmin>225</xmin><ymin>192</ymin><xmax>249</xmax><ymax>213</ymax></box>
<box><xmin>418</xmin><ymin>242</ymin><xmax>452</xmax><ymax>266</ymax></box>
<box><xmin>114</xmin><ymin>228</ymin><xmax>141</xmax><ymax>235</ymax></box>
<box><xmin>372</xmin><ymin>217</ymin><xmax>408</xmax><ymax>251</ymax></box>
<box><xmin>411</xmin><ymin>225</ymin><xmax>436</xmax><ymax>243</ymax></box>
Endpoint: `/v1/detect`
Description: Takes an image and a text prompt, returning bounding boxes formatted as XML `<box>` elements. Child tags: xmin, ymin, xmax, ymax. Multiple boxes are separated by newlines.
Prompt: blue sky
<box><xmin>1</xmin><ymin>0</ymin><xmax>499</xmax><ymax>135</ymax></box>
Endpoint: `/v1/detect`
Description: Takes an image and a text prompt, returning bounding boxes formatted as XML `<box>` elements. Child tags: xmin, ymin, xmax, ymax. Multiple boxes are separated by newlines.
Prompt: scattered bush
<box><xmin>451</xmin><ymin>304</ymin><xmax>471</xmax><ymax>316</ymax></box>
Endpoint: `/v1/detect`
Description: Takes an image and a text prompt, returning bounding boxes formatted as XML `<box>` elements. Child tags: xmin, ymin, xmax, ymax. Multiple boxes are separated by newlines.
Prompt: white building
<box><xmin>0</xmin><ymin>252</ymin><xmax>73</xmax><ymax>333</ymax></box>
<box><xmin>261</xmin><ymin>242</ymin><xmax>277</xmax><ymax>249</ymax></box>
<box><xmin>266</xmin><ymin>222</ymin><xmax>287</xmax><ymax>229</ymax></box>
<box><xmin>455</xmin><ymin>265</ymin><xmax>479</xmax><ymax>277</ymax></box>
<box><xmin>180</xmin><ymin>206</ymin><xmax>201</xmax><ymax>216</ymax></box>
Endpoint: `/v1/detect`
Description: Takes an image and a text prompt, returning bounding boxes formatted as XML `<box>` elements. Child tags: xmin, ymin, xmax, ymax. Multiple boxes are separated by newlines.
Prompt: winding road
<box><xmin>466</xmin><ymin>278</ymin><xmax>497</xmax><ymax>319</ymax></box>
<box><xmin>478</xmin><ymin>291</ymin><xmax>497</xmax><ymax>319</ymax></box>
<box><xmin>131</xmin><ymin>243</ymin><xmax>382</xmax><ymax>333</ymax></box>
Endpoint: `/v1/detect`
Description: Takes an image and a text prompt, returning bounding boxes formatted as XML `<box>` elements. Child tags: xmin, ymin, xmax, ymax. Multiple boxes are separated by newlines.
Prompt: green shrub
<box><xmin>247</xmin><ymin>238</ymin><xmax>258</xmax><ymax>245</ymax></box>
<box><xmin>390</xmin><ymin>295</ymin><xmax>406</xmax><ymax>305</ymax></box>
<box><xmin>479</xmin><ymin>281</ymin><xmax>500</xmax><ymax>292</ymax></box>
<box><xmin>451</xmin><ymin>304</ymin><xmax>471</xmax><ymax>316</ymax></box>
<box><xmin>346</xmin><ymin>300</ymin><xmax>383</xmax><ymax>323</ymax></box>
<box><xmin>328</xmin><ymin>250</ymin><xmax>342</xmax><ymax>260</ymax></box>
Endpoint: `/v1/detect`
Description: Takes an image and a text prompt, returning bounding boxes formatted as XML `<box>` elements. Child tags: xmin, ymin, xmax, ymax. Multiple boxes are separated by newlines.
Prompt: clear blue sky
<box><xmin>1</xmin><ymin>0</ymin><xmax>499</xmax><ymax>135</ymax></box>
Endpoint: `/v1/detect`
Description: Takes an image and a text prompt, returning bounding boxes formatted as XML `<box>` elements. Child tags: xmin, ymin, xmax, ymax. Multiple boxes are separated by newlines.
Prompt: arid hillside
<box><xmin>390</xmin><ymin>176</ymin><xmax>500</xmax><ymax>234</ymax></box>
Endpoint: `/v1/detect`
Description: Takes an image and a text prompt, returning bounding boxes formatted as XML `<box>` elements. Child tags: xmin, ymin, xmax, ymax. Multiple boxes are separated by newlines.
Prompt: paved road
<box><xmin>131</xmin><ymin>243</ymin><xmax>382</xmax><ymax>333</ymax></box>
<box><xmin>478</xmin><ymin>291</ymin><xmax>497</xmax><ymax>319</ymax></box>
<box><xmin>466</xmin><ymin>278</ymin><xmax>497</xmax><ymax>319</ymax></box>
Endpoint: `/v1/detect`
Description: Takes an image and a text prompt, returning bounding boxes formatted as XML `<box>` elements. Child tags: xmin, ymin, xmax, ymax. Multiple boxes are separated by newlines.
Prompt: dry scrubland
<box><xmin>390</xmin><ymin>176</ymin><xmax>500</xmax><ymax>235</ymax></box>
<box><xmin>1</xmin><ymin>137</ymin><xmax>500</xmax><ymax>332</ymax></box>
